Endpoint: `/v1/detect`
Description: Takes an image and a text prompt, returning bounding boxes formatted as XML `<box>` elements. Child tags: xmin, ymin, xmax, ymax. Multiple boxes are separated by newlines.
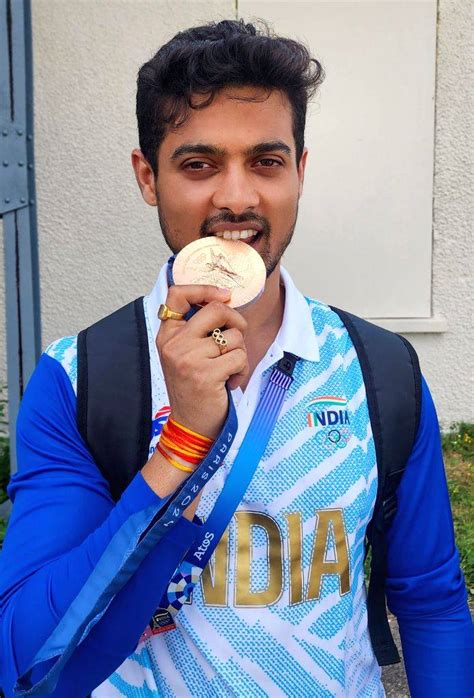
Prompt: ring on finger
<box><xmin>212</xmin><ymin>327</ymin><xmax>229</xmax><ymax>355</ymax></box>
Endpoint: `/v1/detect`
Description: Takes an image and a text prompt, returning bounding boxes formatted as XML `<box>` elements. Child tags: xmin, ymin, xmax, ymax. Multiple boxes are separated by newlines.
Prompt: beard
<box><xmin>259</xmin><ymin>205</ymin><xmax>298</xmax><ymax>278</ymax></box>
<box><xmin>156</xmin><ymin>191</ymin><xmax>299</xmax><ymax>280</ymax></box>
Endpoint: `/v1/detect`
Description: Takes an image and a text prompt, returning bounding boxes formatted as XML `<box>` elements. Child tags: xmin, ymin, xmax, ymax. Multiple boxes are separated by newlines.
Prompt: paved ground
<box><xmin>381</xmin><ymin>615</ymin><xmax>410</xmax><ymax>696</ymax></box>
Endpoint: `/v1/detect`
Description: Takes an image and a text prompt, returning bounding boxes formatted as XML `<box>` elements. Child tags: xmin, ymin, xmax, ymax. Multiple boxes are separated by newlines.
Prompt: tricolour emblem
<box><xmin>306</xmin><ymin>395</ymin><xmax>352</xmax><ymax>451</ymax></box>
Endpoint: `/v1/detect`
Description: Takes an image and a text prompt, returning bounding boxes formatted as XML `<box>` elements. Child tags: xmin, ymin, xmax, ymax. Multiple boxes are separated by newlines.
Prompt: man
<box><xmin>0</xmin><ymin>18</ymin><xmax>472</xmax><ymax>698</ymax></box>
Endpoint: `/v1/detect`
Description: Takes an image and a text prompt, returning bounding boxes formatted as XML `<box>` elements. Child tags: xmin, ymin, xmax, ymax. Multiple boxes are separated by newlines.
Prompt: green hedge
<box><xmin>442</xmin><ymin>423</ymin><xmax>474</xmax><ymax>594</ymax></box>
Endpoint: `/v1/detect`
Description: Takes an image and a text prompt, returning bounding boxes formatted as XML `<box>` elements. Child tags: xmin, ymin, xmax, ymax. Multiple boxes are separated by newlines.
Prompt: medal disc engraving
<box><xmin>172</xmin><ymin>237</ymin><xmax>266</xmax><ymax>310</ymax></box>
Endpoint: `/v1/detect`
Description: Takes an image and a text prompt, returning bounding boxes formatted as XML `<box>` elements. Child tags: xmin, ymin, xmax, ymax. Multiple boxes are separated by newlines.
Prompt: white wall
<box><xmin>404</xmin><ymin>0</ymin><xmax>473</xmax><ymax>426</ymax></box>
<box><xmin>242</xmin><ymin>0</ymin><xmax>436</xmax><ymax>320</ymax></box>
<box><xmin>0</xmin><ymin>0</ymin><xmax>472</xmax><ymax>427</ymax></box>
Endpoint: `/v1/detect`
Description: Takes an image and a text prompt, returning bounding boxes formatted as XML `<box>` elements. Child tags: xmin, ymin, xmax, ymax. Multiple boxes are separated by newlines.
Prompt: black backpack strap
<box><xmin>77</xmin><ymin>297</ymin><xmax>151</xmax><ymax>502</ymax></box>
<box><xmin>330</xmin><ymin>306</ymin><xmax>422</xmax><ymax>666</ymax></box>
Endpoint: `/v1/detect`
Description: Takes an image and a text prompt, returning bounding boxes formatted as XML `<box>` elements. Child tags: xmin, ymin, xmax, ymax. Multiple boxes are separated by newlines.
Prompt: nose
<box><xmin>211</xmin><ymin>165</ymin><xmax>260</xmax><ymax>215</ymax></box>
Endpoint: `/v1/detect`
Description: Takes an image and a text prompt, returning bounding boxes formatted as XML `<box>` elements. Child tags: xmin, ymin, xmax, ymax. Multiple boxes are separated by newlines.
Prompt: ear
<box><xmin>130</xmin><ymin>149</ymin><xmax>158</xmax><ymax>206</ymax></box>
<box><xmin>297</xmin><ymin>147</ymin><xmax>308</xmax><ymax>199</ymax></box>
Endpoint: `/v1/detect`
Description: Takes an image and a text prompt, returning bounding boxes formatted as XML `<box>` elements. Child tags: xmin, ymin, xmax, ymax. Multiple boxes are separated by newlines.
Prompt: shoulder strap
<box><xmin>330</xmin><ymin>306</ymin><xmax>422</xmax><ymax>666</ymax></box>
<box><xmin>77</xmin><ymin>297</ymin><xmax>151</xmax><ymax>502</ymax></box>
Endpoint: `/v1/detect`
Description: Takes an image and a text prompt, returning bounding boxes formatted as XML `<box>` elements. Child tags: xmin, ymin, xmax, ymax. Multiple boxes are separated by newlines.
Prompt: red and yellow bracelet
<box><xmin>157</xmin><ymin>416</ymin><xmax>214</xmax><ymax>472</ymax></box>
<box><xmin>156</xmin><ymin>442</ymin><xmax>195</xmax><ymax>473</ymax></box>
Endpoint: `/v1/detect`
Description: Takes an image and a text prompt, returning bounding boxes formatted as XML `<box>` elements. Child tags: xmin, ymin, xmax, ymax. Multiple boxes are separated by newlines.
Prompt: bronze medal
<box><xmin>172</xmin><ymin>237</ymin><xmax>266</xmax><ymax>310</ymax></box>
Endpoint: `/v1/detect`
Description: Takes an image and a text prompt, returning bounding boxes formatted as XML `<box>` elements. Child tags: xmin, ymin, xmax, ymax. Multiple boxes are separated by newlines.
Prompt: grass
<box><xmin>362</xmin><ymin>424</ymin><xmax>473</xmax><ymax>593</ymax></box>
<box><xmin>0</xmin><ymin>517</ymin><xmax>6</xmax><ymax>546</ymax></box>
<box><xmin>0</xmin><ymin>439</ymin><xmax>9</xmax><ymax>545</ymax></box>
<box><xmin>365</xmin><ymin>423</ymin><xmax>473</xmax><ymax>594</ymax></box>
<box><xmin>442</xmin><ymin>422</ymin><xmax>474</xmax><ymax>594</ymax></box>
<box><xmin>0</xmin><ymin>436</ymin><xmax>9</xmax><ymax>505</ymax></box>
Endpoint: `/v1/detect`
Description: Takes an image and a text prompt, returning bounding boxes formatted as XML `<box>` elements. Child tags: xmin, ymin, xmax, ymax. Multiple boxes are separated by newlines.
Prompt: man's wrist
<box><xmin>141</xmin><ymin>448</ymin><xmax>190</xmax><ymax>497</ymax></box>
<box><xmin>141</xmin><ymin>448</ymin><xmax>204</xmax><ymax>520</ymax></box>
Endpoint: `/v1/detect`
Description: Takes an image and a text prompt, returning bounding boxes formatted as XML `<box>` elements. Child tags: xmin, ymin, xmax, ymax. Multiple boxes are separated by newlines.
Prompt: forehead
<box><xmin>161</xmin><ymin>86</ymin><xmax>294</xmax><ymax>156</ymax></box>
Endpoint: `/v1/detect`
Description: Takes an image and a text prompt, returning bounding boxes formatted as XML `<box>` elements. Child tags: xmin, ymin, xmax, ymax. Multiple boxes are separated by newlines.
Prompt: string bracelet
<box><xmin>164</xmin><ymin>425</ymin><xmax>213</xmax><ymax>455</ymax></box>
<box><xmin>162</xmin><ymin>430</ymin><xmax>210</xmax><ymax>454</ymax></box>
<box><xmin>161</xmin><ymin>423</ymin><xmax>210</xmax><ymax>452</ymax></box>
<box><xmin>159</xmin><ymin>417</ymin><xmax>215</xmax><ymax>465</ymax></box>
<box><xmin>157</xmin><ymin>442</ymin><xmax>194</xmax><ymax>473</ymax></box>
<box><xmin>167</xmin><ymin>416</ymin><xmax>214</xmax><ymax>444</ymax></box>
<box><xmin>159</xmin><ymin>436</ymin><xmax>203</xmax><ymax>465</ymax></box>
<box><xmin>160</xmin><ymin>429</ymin><xmax>210</xmax><ymax>460</ymax></box>
<box><xmin>160</xmin><ymin>433</ymin><xmax>209</xmax><ymax>464</ymax></box>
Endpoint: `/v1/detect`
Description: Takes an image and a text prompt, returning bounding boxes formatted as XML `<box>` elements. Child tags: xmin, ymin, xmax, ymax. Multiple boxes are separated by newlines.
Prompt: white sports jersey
<box><xmin>86</xmin><ymin>262</ymin><xmax>383</xmax><ymax>697</ymax></box>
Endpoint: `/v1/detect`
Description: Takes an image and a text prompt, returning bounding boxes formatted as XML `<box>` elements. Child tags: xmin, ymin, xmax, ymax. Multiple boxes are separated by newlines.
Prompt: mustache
<box><xmin>201</xmin><ymin>213</ymin><xmax>270</xmax><ymax>236</ymax></box>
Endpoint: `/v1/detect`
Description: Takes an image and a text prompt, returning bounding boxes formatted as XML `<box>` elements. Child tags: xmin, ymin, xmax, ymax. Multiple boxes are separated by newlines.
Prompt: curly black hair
<box><xmin>136</xmin><ymin>19</ymin><xmax>325</xmax><ymax>175</ymax></box>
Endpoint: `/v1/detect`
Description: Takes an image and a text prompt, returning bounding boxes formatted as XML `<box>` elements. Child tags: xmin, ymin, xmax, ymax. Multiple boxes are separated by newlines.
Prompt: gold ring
<box><xmin>158</xmin><ymin>303</ymin><xmax>185</xmax><ymax>321</ymax></box>
<box><xmin>212</xmin><ymin>328</ymin><xmax>228</xmax><ymax>355</ymax></box>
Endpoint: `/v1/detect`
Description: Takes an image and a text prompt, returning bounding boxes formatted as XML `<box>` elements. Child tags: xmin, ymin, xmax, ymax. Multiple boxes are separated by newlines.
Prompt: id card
<box><xmin>139</xmin><ymin>608</ymin><xmax>176</xmax><ymax>643</ymax></box>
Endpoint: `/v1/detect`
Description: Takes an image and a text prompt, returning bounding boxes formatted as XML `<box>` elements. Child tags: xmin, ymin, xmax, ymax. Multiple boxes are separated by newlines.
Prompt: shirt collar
<box><xmin>145</xmin><ymin>258</ymin><xmax>320</xmax><ymax>364</ymax></box>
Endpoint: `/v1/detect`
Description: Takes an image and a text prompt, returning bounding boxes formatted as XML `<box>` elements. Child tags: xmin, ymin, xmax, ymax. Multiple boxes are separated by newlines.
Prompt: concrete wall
<box><xmin>1</xmin><ymin>0</ymin><xmax>472</xmax><ymax>428</ymax></box>
<box><xmin>404</xmin><ymin>0</ymin><xmax>473</xmax><ymax>427</ymax></box>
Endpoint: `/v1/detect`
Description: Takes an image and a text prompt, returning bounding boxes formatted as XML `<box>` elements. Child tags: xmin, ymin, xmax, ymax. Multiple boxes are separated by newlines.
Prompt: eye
<box><xmin>183</xmin><ymin>161</ymin><xmax>212</xmax><ymax>171</ymax></box>
<box><xmin>256</xmin><ymin>158</ymin><xmax>283</xmax><ymax>168</ymax></box>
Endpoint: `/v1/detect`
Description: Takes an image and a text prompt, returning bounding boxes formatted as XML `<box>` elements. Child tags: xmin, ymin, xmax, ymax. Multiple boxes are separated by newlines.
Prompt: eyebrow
<box><xmin>169</xmin><ymin>140</ymin><xmax>292</xmax><ymax>162</ymax></box>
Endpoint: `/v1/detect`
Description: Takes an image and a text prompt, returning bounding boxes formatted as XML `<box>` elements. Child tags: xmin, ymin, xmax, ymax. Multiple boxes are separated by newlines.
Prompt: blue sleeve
<box><xmin>0</xmin><ymin>353</ymin><xmax>202</xmax><ymax>697</ymax></box>
<box><xmin>385</xmin><ymin>374</ymin><xmax>474</xmax><ymax>698</ymax></box>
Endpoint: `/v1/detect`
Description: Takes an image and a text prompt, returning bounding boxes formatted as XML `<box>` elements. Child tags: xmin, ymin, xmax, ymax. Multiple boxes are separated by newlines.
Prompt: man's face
<box><xmin>133</xmin><ymin>86</ymin><xmax>307</xmax><ymax>279</ymax></box>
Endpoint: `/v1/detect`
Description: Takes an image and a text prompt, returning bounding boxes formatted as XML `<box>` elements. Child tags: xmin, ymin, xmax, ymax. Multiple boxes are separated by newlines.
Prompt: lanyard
<box><xmin>142</xmin><ymin>254</ymin><xmax>299</xmax><ymax>634</ymax></box>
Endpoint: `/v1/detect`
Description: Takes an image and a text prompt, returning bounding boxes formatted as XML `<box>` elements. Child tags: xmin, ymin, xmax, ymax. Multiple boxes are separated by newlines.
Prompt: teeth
<box><xmin>214</xmin><ymin>229</ymin><xmax>259</xmax><ymax>240</ymax></box>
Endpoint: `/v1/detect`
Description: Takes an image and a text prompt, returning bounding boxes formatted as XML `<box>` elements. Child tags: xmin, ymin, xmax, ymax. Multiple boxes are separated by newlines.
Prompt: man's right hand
<box><xmin>156</xmin><ymin>284</ymin><xmax>249</xmax><ymax>440</ymax></box>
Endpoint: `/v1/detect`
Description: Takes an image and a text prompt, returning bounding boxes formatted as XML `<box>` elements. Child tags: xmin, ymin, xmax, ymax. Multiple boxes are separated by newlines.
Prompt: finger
<box><xmin>186</xmin><ymin>300</ymin><xmax>248</xmax><ymax>339</ymax></box>
<box><xmin>206</xmin><ymin>327</ymin><xmax>246</xmax><ymax>359</ymax></box>
<box><xmin>211</xmin><ymin>347</ymin><xmax>250</xmax><ymax>387</ymax></box>
<box><xmin>226</xmin><ymin>351</ymin><xmax>250</xmax><ymax>390</ymax></box>
<box><xmin>167</xmin><ymin>284</ymin><xmax>231</xmax><ymax>314</ymax></box>
<box><xmin>227</xmin><ymin>368</ymin><xmax>249</xmax><ymax>391</ymax></box>
<box><xmin>157</xmin><ymin>284</ymin><xmax>231</xmax><ymax>339</ymax></box>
